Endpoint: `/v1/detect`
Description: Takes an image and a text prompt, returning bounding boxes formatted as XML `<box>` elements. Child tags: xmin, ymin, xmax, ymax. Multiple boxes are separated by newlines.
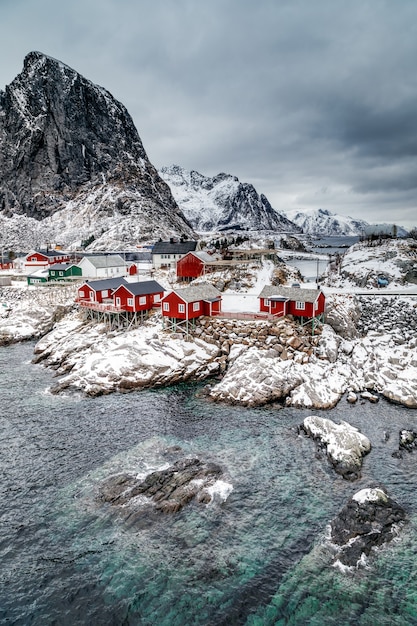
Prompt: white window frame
<box><xmin>153</xmin><ymin>293</ymin><xmax>160</xmax><ymax>302</ymax></box>
<box><xmin>128</xmin><ymin>297</ymin><xmax>134</xmax><ymax>307</ymax></box>
<box><xmin>178</xmin><ymin>303</ymin><xmax>185</xmax><ymax>313</ymax></box>
<box><xmin>163</xmin><ymin>302</ymin><xmax>170</xmax><ymax>312</ymax></box>
<box><xmin>264</xmin><ymin>298</ymin><xmax>269</xmax><ymax>306</ymax></box>
<box><xmin>139</xmin><ymin>296</ymin><xmax>146</xmax><ymax>305</ymax></box>
<box><xmin>193</xmin><ymin>301</ymin><xmax>200</xmax><ymax>311</ymax></box>
<box><xmin>295</xmin><ymin>301</ymin><xmax>305</xmax><ymax>310</ymax></box>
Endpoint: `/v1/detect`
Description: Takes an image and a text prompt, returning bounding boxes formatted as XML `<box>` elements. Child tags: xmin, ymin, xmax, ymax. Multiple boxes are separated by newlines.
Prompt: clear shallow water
<box><xmin>1</xmin><ymin>343</ymin><xmax>417</xmax><ymax>625</ymax></box>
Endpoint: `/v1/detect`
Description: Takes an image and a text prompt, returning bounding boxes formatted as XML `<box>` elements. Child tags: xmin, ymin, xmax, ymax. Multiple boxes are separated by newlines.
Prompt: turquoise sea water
<box><xmin>1</xmin><ymin>342</ymin><xmax>417</xmax><ymax>625</ymax></box>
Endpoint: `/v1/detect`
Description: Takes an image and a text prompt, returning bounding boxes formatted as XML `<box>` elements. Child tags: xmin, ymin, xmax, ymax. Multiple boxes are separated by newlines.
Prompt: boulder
<box><xmin>99</xmin><ymin>458</ymin><xmax>225</xmax><ymax>514</ymax></box>
<box><xmin>330</xmin><ymin>487</ymin><xmax>407</xmax><ymax>567</ymax></box>
<box><xmin>301</xmin><ymin>415</ymin><xmax>371</xmax><ymax>480</ymax></box>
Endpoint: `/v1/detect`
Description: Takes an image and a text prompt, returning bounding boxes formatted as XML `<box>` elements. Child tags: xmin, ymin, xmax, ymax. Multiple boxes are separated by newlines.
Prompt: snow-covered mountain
<box><xmin>283</xmin><ymin>208</ymin><xmax>368</xmax><ymax>236</ymax></box>
<box><xmin>159</xmin><ymin>165</ymin><xmax>300</xmax><ymax>234</ymax></box>
<box><xmin>0</xmin><ymin>52</ymin><xmax>195</xmax><ymax>250</ymax></box>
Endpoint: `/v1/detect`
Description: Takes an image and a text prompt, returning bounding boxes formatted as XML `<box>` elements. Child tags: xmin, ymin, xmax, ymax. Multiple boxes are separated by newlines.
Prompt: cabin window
<box><xmin>178</xmin><ymin>303</ymin><xmax>185</xmax><ymax>313</ymax></box>
<box><xmin>102</xmin><ymin>290</ymin><xmax>109</xmax><ymax>298</ymax></box>
<box><xmin>59</xmin><ymin>271</ymin><xmax>63</xmax><ymax>276</ymax></box>
<box><xmin>154</xmin><ymin>294</ymin><xmax>160</xmax><ymax>302</ymax></box>
<box><xmin>116</xmin><ymin>297</ymin><xmax>121</xmax><ymax>307</ymax></box>
<box><xmin>295</xmin><ymin>301</ymin><xmax>305</xmax><ymax>310</ymax></box>
<box><xmin>139</xmin><ymin>296</ymin><xmax>146</xmax><ymax>305</ymax></box>
<box><xmin>128</xmin><ymin>298</ymin><xmax>134</xmax><ymax>307</ymax></box>
<box><xmin>51</xmin><ymin>271</ymin><xmax>55</xmax><ymax>276</ymax></box>
<box><xmin>264</xmin><ymin>298</ymin><xmax>269</xmax><ymax>306</ymax></box>
<box><xmin>163</xmin><ymin>302</ymin><xmax>170</xmax><ymax>312</ymax></box>
<box><xmin>193</xmin><ymin>302</ymin><xmax>200</xmax><ymax>311</ymax></box>
<box><xmin>31</xmin><ymin>257</ymin><xmax>37</xmax><ymax>262</ymax></box>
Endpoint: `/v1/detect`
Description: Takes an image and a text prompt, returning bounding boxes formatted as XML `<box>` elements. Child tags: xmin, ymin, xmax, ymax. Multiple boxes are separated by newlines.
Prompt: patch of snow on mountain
<box><xmin>283</xmin><ymin>207</ymin><xmax>368</xmax><ymax>236</ymax></box>
<box><xmin>160</xmin><ymin>165</ymin><xmax>300</xmax><ymax>234</ymax></box>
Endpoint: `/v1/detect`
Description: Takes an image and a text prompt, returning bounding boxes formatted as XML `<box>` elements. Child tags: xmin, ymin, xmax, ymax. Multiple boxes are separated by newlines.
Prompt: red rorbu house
<box><xmin>258</xmin><ymin>285</ymin><xmax>325</xmax><ymax>325</ymax></box>
<box><xmin>24</xmin><ymin>250</ymin><xmax>71</xmax><ymax>269</ymax></box>
<box><xmin>77</xmin><ymin>277</ymin><xmax>128</xmax><ymax>305</ymax></box>
<box><xmin>112</xmin><ymin>280</ymin><xmax>165</xmax><ymax>313</ymax></box>
<box><xmin>176</xmin><ymin>251</ymin><xmax>217</xmax><ymax>281</ymax></box>
<box><xmin>161</xmin><ymin>282</ymin><xmax>222</xmax><ymax>332</ymax></box>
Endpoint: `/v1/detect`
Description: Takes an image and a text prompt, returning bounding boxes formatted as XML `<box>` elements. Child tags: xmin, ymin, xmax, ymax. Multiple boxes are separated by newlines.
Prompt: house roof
<box><xmin>114</xmin><ymin>280</ymin><xmax>165</xmax><ymax>296</ymax></box>
<box><xmin>81</xmin><ymin>277</ymin><xmax>127</xmax><ymax>292</ymax></box>
<box><xmin>152</xmin><ymin>241</ymin><xmax>197</xmax><ymax>255</ymax></box>
<box><xmin>258</xmin><ymin>285</ymin><xmax>323</xmax><ymax>303</ymax></box>
<box><xmin>180</xmin><ymin>250</ymin><xmax>216</xmax><ymax>263</ymax></box>
<box><xmin>27</xmin><ymin>249</ymin><xmax>67</xmax><ymax>258</ymax></box>
<box><xmin>28</xmin><ymin>269</ymin><xmax>49</xmax><ymax>278</ymax></box>
<box><xmin>48</xmin><ymin>263</ymin><xmax>78</xmax><ymax>271</ymax></box>
<box><xmin>167</xmin><ymin>282</ymin><xmax>222</xmax><ymax>303</ymax></box>
<box><xmin>80</xmin><ymin>254</ymin><xmax>126</xmax><ymax>268</ymax></box>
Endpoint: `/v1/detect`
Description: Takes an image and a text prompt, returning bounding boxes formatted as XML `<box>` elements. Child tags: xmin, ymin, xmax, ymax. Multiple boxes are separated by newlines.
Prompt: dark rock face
<box><xmin>330</xmin><ymin>487</ymin><xmax>407</xmax><ymax>567</ymax></box>
<box><xmin>0</xmin><ymin>52</ymin><xmax>193</xmax><ymax>239</ymax></box>
<box><xmin>99</xmin><ymin>457</ymin><xmax>224</xmax><ymax>514</ymax></box>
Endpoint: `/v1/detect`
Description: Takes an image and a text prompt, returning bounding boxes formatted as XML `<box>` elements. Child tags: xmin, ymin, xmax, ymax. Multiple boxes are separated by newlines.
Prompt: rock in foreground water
<box><xmin>330</xmin><ymin>487</ymin><xmax>407</xmax><ymax>567</ymax></box>
<box><xmin>99</xmin><ymin>458</ymin><xmax>225</xmax><ymax>514</ymax></box>
<box><xmin>301</xmin><ymin>415</ymin><xmax>371</xmax><ymax>480</ymax></box>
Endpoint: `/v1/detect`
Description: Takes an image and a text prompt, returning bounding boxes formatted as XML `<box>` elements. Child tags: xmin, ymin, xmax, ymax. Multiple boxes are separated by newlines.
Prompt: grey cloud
<box><xmin>0</xmin><ymin>0</ymin><xmax>417</xmax><ymax>227</ymax></box>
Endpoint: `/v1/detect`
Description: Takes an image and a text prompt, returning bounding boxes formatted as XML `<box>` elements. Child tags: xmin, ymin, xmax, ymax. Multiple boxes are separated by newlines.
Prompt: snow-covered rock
<box><xmin>0</xmin><ymin>283</ymin><xmax>74</xmax><ymax>344</ymax></box>
<box><xmin>33</xmin><ymin>317</ymin><xmax>221</xmax><ymax>396</ymax></box>
<box><xmin>301</xmin><ymin>416</ymin><xmax>371</xmax><ymax>480</ymax></box>
<box><xmin>330</xmin><ymin>487</ymin><xmax>407</xmax><ymax>567</ymax></box>
<box><xmin>324</xmin><ymin>238</ymin><xmax>417</xmax><ymax>289</ymax></box>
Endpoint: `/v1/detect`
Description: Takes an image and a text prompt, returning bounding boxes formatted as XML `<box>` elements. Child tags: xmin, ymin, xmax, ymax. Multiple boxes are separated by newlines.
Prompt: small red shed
<box><xmin>77</xmin><ymin>277</ymin><xmax>127</xmax><ymax>304</ymax></box>
<box><xmin>161</xmin><ymin>283</ymin><xmax>222</xmax><ymax>323</ymax></box>
<box><xmin>176</xmin><ymin>251</ymin><xmax>215</xmax><ymax>280</ymax></box>
<box><xmin>112</xmin><ymin>280</ymin><xmax>165</xmax><ymax>312</ymax></box>
<box><xmin>258</xmin><ymin>285</ymin><xmax>325</xmax><ymax>319</ymax></box>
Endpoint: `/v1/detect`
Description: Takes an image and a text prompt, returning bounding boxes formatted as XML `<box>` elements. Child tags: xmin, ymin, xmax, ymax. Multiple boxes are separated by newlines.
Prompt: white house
<box><xmin>151</xmin><ymin>240</ymin><xmax>199</xmax><ymax>270</ymax></box>
<box><xmin>78</xmin><ymin>254</ymin><xmax>127</xmax><ymax>278</ymax></box>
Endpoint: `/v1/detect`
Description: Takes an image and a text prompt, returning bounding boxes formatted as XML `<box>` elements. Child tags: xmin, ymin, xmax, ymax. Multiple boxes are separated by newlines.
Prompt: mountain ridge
<box><xmin>159</xmin><ymin>164</ymin><xmax>301</xmax><ymax>234</ymax></box>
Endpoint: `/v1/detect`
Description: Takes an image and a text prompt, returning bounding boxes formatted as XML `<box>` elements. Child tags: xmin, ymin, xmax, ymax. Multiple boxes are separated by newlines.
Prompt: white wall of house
<box><xmin>78</xmin><ymin>257</ymin><xmax>126</xmax><ymax>278</ymax></box>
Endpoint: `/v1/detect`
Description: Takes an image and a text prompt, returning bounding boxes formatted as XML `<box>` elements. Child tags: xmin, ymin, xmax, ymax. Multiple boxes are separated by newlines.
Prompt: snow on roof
<box><xmin>258</xmin><ymin>285</ymin><xmax>322</xmax><ymax>302</ymax></box>
<box><xmin>167</xmin><ymin>282</ymin><xmax>221</xmax><ymax>303</ymax></box>
<box><xmin>81</xmin><ymin>277</ymin><xmax>127</xmax><ymax>291</ymax></box>
<box><xmin>181</xmin><ymin>250</ymin><xmax>215</xmax><ymax>263</ymax></box>
<box><xmin>114</xmin><ymin>280</ymin><xmax>165</xmax><ymax>296</ymax></box>
<box><xmin>80</xmin><ymin>254</ymin><xmax>126</xmax><ymax>268</ymax></box>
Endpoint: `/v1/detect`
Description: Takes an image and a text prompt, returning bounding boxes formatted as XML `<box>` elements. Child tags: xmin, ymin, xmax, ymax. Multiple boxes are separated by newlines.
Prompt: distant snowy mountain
<box><xmin>0</xmin><ymin>52</ymin><xmax>194</xmax><ymax>250</ymax></box>
<box><xmin>159</xmin><ymin>165</ymin><xmax>300</xmax><ymax>234</ymax></box>
<box><xmin>283</xmin><ymin>208</ymin><xmax>368</xmax><ymax>236</ymax></box>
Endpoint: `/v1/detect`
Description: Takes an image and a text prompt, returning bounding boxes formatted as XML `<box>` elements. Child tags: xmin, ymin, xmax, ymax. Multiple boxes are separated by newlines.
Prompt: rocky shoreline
<box><xmin>2</xmin><ymin>288</ymin><xmax>417</xmax><ymax>409</ymax></box>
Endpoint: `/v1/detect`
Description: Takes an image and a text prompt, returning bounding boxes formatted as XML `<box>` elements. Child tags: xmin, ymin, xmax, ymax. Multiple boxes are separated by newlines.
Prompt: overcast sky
<box><xmin>1</xmin><ymin>0</ymin><xmax>416</xmax><ymax>228</ymax></box>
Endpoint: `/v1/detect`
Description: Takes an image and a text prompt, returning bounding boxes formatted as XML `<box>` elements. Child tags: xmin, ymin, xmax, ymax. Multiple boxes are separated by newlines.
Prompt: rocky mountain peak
<box><xmin>160</xmin><ymin>164</ymin><xmax>300</xmax><ymax>234</ymax></box>
<box><xmin>0</xmin><ymin>52</ymin><xmax>194</xmax><ymax>248</ymax></box>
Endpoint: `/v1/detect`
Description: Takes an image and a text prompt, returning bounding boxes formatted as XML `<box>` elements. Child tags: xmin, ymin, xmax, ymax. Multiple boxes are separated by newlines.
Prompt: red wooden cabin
<box><xmin>112</xmin><ymin>280</ymin><xmax>165</xmax><ymax>313</ymax></box>
<box><xmin>161</xmin><ymin>283</ymin><xmax>222</xmax><ymax>321</ymax></box>
<box><xmin>25</xmin><ymin>250</ymin><xmax>71</xmax><ymax>268</ymax></box>
<box><xmin>258</xmin><ymin>285</ymin><xmax>325</xmax><ymax>319</ymax></box>
<box><xmin>176</xmin><ymin>251</ymin><xmax>214</xmax><ymax>280</ymax></box>
<box><xmin>77</xmin><ymin>277</ymin><xmax>127</xmax><ymax>304</ymax></box>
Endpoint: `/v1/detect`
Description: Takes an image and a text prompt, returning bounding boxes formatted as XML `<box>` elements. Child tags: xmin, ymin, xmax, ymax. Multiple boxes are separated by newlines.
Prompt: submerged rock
<box><xmin>300</xmin><ymin>415</ymin><xmax>371</xmax><ymax>480</ymax></box>
<box><xmin>330</xmin><ymin>487</ymin><xmax>407</xmax><ymax>567</ymax></box>
<box><xmin>99</xmin><ymin>458</ymin><xmax>225</xmax><ymax>514</ymax></box>
<box><xmin>399</xmin><ymin>429</ymin><xmax>417</xmax><ymax>452</ymax></box>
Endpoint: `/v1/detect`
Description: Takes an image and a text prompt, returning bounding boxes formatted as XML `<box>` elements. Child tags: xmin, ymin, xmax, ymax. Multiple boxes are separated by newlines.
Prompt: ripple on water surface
<box><xmin>1</xmin><ymin>342</ymin><xmax>417</xmax><ymax>625</ymax></box>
